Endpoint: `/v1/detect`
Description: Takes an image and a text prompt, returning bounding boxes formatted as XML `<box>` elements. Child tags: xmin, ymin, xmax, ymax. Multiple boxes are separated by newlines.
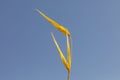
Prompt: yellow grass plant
<box><xmin>36</xmin><ymin>9</ymin><xmax>72</xmax><ymax>80</ymax></box>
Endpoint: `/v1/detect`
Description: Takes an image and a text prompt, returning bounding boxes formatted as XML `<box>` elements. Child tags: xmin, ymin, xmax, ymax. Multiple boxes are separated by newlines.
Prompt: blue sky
<box><xmin>0</xmin><ymin>0</ymin><xmax>120</xmax><ymax>80</ymax></box>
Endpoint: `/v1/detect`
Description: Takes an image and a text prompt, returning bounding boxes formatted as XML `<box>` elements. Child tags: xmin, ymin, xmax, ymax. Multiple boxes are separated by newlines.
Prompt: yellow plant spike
<box><xmin>36</xmin><ymin>9</ymin><xmax>71</xmax><ymax>37</ymax></box>
<box><xmin>36</xmin><ymin>9</ymin><xmax>72</xmax><ymax>80</ymax></box>
<box><xmin>51</xmin><ymin>33</ymin><xmax>70</xmax><ymax>71</ymax></box>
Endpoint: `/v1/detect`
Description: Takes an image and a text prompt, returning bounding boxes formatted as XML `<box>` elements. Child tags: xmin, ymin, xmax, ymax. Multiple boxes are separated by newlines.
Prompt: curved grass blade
<box><xmin>36</xmin><ymin>9</ymin><xmax>71</xmax><ymax>36</ymax></box>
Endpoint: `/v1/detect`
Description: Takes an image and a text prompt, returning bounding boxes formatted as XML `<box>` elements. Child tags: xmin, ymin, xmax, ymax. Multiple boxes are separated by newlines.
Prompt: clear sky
<box><xmin>0</xmin><ymin>0</ymin><xmax>120</xmax><ymax>80</ymax></box>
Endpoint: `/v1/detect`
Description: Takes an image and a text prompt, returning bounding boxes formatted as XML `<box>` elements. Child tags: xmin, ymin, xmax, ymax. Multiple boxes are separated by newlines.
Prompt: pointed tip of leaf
<box><xmin>35</xmin><ymin>8</ymin><xmax>39</xmax><ymax>13</ymax></box>
<box><xmin>50</xmin><ymin>32</ymin><xmax>53</xmax><ymax>36</ymax></box>
<box><xmin>35</xmin><ymin>9</ymin><xmax>43</xmax><ymax>15</ymax></box>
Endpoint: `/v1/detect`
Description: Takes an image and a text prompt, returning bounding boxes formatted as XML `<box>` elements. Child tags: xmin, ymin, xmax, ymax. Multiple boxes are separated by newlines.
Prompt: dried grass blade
<box><xmin>36</xmin><ymin>9</ymin><xmax>70</xmax><ymax>36</ymax></box>
<box><xmin>51</xmin><ymin>33</ymin><xmax>70</xmax><ymax>71</ymax></box>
